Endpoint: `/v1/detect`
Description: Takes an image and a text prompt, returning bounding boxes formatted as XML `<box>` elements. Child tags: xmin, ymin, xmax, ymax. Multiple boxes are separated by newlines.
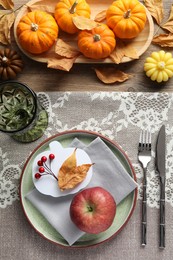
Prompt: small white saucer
<box><xmin>32</xmin><ymin>141</ymin><xmax>93</xmax><ymax>197</ymax></box>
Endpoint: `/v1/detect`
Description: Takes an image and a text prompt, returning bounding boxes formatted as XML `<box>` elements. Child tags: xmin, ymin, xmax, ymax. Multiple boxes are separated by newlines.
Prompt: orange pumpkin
<box><xmin>16</xmin><ymin>10</ymin><xmax>59</xmax><ymax>54</ymax></box>
<box><xmin>77</xmin><ymin>24</ymin><xmax>116</xmax><ymax>60</ymax></box>
<box><xmin>54</xmin><ymin>0</ymin><xmax>91</xmax><ymax>34</ymax></box>
<box><xmin>106</xmin><ymin>0</ymin><xmax>147</xmax><ymax>39</ymax></box>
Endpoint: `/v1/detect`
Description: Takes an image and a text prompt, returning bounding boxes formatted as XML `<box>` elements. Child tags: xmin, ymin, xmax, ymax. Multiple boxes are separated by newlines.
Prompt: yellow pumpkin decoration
<box><xmin>106</xmin><ymin>0</ymin><xmax>147</xmax><ymax>39</ymax></box>
<box><xmin>16</xmin><ymin>10</ymin><xmax>58</xmax><ymax>54</ymax></box>
<box><xmin>144</xmin><ymin>50</ymin><xmax>173</xmax><ymax>83</ymax></box>
<box><xmin>54</xmin><ymin>0</ymin><xmax>91</xmax><ymax>34</ymax></box>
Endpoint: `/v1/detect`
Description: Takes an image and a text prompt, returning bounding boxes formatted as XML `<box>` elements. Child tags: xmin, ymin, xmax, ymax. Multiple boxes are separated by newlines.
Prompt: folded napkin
<box><xmin>26</xmin><ymin>137</ymin><xmax>137</xmax><ymax>245</ymax></box>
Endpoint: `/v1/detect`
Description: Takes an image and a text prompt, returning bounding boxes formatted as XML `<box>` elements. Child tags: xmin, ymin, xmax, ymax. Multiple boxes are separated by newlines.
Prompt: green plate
<box><xmin>20</xmin><ymin>130</ymin><xmax>137</xmax><ymax>248</ymax></box>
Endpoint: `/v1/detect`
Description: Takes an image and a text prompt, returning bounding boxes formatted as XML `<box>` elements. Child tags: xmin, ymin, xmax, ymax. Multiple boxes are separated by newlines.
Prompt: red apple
<box><xmin>70</xmin><ymin>187</ymin><xmax>116</xmax><ymax>234</ymax></box>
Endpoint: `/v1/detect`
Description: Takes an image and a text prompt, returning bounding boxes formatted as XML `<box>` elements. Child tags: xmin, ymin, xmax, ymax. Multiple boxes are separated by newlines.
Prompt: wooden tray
<box><xmin>14</xmin><ymin>0</ymin><xmax>154</xmax><ymax>64</ymax></box>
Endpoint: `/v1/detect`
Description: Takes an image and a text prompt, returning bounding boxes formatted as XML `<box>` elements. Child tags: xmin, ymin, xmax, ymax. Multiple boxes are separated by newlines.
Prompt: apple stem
<box><xmin>87</xmin><ymin>206</ymin><xmax>93</xmax><ymax>212</ymax></box>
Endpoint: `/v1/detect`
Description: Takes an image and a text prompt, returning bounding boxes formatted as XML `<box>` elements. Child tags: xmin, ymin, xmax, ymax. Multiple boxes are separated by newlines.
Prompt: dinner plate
<box><xmin>14</xmin><ymin>0</ymin><xmax>154</xmax><ymax>64</ymax></box>
<box><xmin>20</xmin><ymin>130</ymin><xmax>137</xmax><ymax>248</ymax></box>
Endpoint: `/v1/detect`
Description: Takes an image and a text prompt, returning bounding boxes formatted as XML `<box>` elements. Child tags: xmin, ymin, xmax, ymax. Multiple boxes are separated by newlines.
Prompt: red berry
<box><xmin>49</xmin><ymin>153</ymin><xmax>55</xmax><ymax>160</ymax></box>
<box><xmin>37</xmin><ymin>160</ymin><xmax>43</xmax><ymax>166</ymax></box>
<box><xmin>35</xmin><ymin>173</ymin><xmax>41</xmax><ymax>179</ymax></box>
<box><xmin>39</xmin><ymin>167</ymin><xmax>45</xmax><ymax>173</ymax></box>
<box><xmin>41</xmin><ymin>156</ymin><xmax>47</xmax><ymax>162</ymax></box>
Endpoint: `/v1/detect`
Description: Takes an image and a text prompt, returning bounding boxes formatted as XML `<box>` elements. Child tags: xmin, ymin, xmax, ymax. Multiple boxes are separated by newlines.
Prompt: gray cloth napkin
<box><xmin>26</xmin><ymin>137</ymin><xmax>137</xmax><ymax>245</ymax></box>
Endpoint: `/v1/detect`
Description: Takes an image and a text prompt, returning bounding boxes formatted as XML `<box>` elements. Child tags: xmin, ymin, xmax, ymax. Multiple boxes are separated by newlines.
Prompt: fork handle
<box><xmin>141</xmin><ymin>170</ymin><xmax>147</xmax><ymax>246</ymax></box>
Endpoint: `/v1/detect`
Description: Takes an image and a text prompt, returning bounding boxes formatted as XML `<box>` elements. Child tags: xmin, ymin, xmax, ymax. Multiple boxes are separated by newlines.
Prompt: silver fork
<box><xmin>138</xmin><ymin>130</ymin><xmax>152</xmax><ymax>246</ymax></box>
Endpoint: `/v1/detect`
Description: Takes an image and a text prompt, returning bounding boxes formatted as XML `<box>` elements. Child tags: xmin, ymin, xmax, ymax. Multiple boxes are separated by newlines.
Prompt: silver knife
<box><xmin>155</xmin><ymin>125</ymin><xmax>166</xmax><ymax>249</ymax></box>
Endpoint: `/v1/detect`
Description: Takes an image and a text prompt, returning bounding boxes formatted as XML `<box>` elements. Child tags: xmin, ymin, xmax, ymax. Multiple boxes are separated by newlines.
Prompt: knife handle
<box><xmin>159</xmin><ymin>199</ymin><xmax>165</xmax><ymax>248</ymax></box>
<box><xmin>141</xmin><ymin>176</ymin><xmax>147</xmax><ymax>246</ymax></box>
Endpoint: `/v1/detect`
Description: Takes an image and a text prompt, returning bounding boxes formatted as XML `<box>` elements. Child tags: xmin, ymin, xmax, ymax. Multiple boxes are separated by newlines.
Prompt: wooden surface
<box><xmin>9</xmin><ymin>0</ymin><xmax>173</xmax><ymax>92</ymax></box>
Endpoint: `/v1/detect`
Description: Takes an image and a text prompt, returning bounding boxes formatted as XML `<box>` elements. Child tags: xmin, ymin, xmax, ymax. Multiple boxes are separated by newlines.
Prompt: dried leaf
<box><xmin>55</xmin><ymin>39</ymin><xmax>80</xmax><ymax>58</ymax></box>
<box><xmin>47</xmin><ymin>55</ymin><xmax>79</xmax><ymax>71</ymax></box>
<box><xmin>58</xmin><ymin>164</ymin><xmax>93</xmax><ymax>191</ymax></box>
<box><xmin>58</xmin><ymin>149</ymin><xmax>93</xmax><ymax>191</ymax></box>
<box><xmin>72</xmin><ymin>16</ymin><xmax>99</xmax><ymax>30</ymax></box>
<box><xmin>162</xmin><ymin>4</ymin><xmax>173</xmax><ymax>33</ymax></box>
<box><xmin>26</xmin><ymin>0</ymin><xmax>57</xmax><ymax>13</ymax></box>
<box><xmin>0</xmin><ymin>0</ymin><xmax>14</xmax><ymax>10</ymax></box>
<box><xmin>0</xmin><ymin>11</ymin><xmax>15</xmax><ymax>44</ymax></box>
<box><xmin>61</xmin><ymin>149</ymin><xmax>77</xmax><ymax>172</ymax></box>
<box><xmin>94</xmin><ymin>10</ymin><xmax>107</xmax><ymax>22</ymax></box>
<box><xmin>110</xmin><ymin>40</ymin><xmax>139</xmax><ymax>64</ymax></box>
<box><xmin>94</xmin><ymin>67</ymin><xmax>132</xmax><ymax>84</ymax></box>
<box><xmin>144</xmin><ymin>0</ymin><xmax>164</xmax><ymax>25</ymax></box>
<box><xmin>152</xmin><ymin>33</ymin><xmax>173</xmax><ymax>47</ymax></box>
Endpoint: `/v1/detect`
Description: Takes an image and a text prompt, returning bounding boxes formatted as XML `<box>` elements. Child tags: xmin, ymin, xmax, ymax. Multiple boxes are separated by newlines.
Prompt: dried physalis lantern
<box><xmin>144</xmin><ymin>50</ymin><xmax>173</xmax><ymax>83</ymax></box>
<box><xmin>0</xmin><ymin>48</ymin><xmax>23</xmax><ymax>80</ymax></box>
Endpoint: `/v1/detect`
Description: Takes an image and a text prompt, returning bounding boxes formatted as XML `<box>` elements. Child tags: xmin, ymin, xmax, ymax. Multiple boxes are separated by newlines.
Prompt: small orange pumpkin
<box><xmin>16</xmin><ymin>10</ymin><xmax>59</xmax><ymax>54</ymax></box>
<box><xmin>54</xmin><ymin>0</ymin><xmax>91</xmax><ymax>34</ymax></box>
<box><xmin>77</xmin><ymin>24</ymin><xmax>116</xmax><ymax>60</ymax></box>
<box><xmin>106</xmin><ymin>0</ymin><xmax>147</xmax><ymax>39</ymax></box>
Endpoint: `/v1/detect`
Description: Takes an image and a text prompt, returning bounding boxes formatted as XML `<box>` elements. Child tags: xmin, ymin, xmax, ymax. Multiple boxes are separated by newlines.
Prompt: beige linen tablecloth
<box><xmin>1</xmin><ymin>92</ymin><xmax>173</xmax><ymax>260</ymax></box>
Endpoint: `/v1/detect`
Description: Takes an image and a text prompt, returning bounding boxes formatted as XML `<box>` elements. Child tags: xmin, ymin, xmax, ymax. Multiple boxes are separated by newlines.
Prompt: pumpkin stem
<box><xmin>158</xmin><ymin>61</ymin><xmax>165</xmax><ymax>70</ymax></box>
<box><xmin>69</xmin><ymin>1</ymin><xmax>78</xmax><ymax>14</ymax></box>
<box><xmin>93</xmin><ymin>34</ymin><xmax>101</xmax><ymax>42</ymax></box>
<box><xmin>1</xmin><ymin>56</ymin><xmax>8</xmax><ymax>66</ymax></box>
<box><xmin>124</xmin><ymin>9</ymin><xmax>131</xmax><ymax>19</ymax></box>
<box><xmin>31</xmin><ymin>22</ymin><xmax>39</xmax><ymax>31</ymax></box>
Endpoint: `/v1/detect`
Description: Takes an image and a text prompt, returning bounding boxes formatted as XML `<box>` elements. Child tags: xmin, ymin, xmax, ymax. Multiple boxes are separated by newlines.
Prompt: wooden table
<box><xmin>10</xmin><ymin>0</ymin><xmax>173</xmax><ymax>92</ymax></box>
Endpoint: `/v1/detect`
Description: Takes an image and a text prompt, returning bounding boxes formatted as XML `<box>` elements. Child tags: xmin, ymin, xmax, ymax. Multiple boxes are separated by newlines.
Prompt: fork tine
<box><xmin>138</xmin><ymin>131</ymin><xmax>143</xmax><ymax>152</ymax></box>
<box><xmin>145</xmin><ymin>131</ymin><xmax>151</xmax><ymax>151</ymax></box>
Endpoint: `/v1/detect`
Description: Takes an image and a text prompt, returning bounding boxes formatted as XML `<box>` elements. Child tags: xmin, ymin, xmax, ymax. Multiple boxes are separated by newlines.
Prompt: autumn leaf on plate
<box><xmin>72</xmin><ymin>16</ymin><xmax>99</xmax><ymax>30</ymax></box>
<box><xmin>58</xmin><ymin>149</ymin><xmax>93</xmax><ymax>191</ymax></box>
<box><xmin>152</xmin><ymin>33</ymin><xmax>173</xmax><ymax>47</ymax></box>
<box><xmin>94</xmin><ymin>10</ymin><xmax>107</xmax><ymax>22</ymax></box>
<box><xmin>162</xmin><ymin>4</ymin><xmax>173</xmax><ymax>33</ymax></box>
<box><xmin>26</xmin><ymin>0</ymin><xmax>57</xmax><ymax>13</ymax></box>
<box><xmin>144</xmin><ymin>0</ymin><xmax>164</xmax><ymax>25</ymax></box>
<box><xmin>0</xmin><ymin>11</ymin><xmax>15</xmax><ymax>44</ymax></box>
<box><xmin>94</xmin><ymin>67</ymin><xmax>133</xmax><ymax>84</ymax></box>
<box><xmin>110</xmin><ymin>40</ymin><xmax>139</xmax><ymax>64</ymax></box>
<box><xmin>0</xmin><ymin>0</ymin><xmax>14</xmax><ymax>10</ymax></box>
<box><xmin>47</xmin><ymin>55</ymin><xmax>80</xmax><ymax>71</ymax></box>
<box><xmin>55</xmin><ymin>39</ymin><xmax>80</xmax><ymax>58</ymax></box>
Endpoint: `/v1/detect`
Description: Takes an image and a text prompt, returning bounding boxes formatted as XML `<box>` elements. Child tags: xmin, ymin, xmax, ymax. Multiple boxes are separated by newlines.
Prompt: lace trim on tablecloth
<box><xmin>1</xmin><ymin>92</ymin><xmax>173</xmax><ymax>208</ymax></box>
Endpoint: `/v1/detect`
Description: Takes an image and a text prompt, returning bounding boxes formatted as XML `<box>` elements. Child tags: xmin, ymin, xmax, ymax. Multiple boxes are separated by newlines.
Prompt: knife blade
<box><xmin>155</xmin><ymin>125</ymin><xmax>166</xmax><ymax>249</ymax></box>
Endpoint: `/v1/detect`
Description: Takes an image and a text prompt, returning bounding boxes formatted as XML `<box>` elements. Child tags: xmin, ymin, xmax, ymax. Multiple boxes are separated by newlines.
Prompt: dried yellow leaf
<box><xmin>152</xmin><ymin>33</ymin><xmax>173</xmax><ymax>47</ymax></box>
<box><xmin>94</xmin><ymin>67</ymin><xmax>132</xmax><ymax>84</ymax></box>
<box><xmin>58</xmin><ymin>149</ymin><xmax>93</xmax><ymax>191</ymax></box>
<box><xmin>110</xmin><ymin>40</ymin><xmax>139</xmax><ymax>64</ymax></box>
<box><xmin>47</xmin><ymin>55</ymin><xmax>79</xmax><ymax>71</ymax></box>
<box><xmin>26</xmin><ymin>0</ymin><xmax>57</xmax><ymax>13</ymax></box>
<box><xmin>0</xmin><ymin>0</ymin><xmax>14</xmax><ymax>10</ymax></box>
<box><xmin>162</xmin><ymin>4</ymin><xmax>173</xmax><ymax>33</ymax></box>
<box><xmin>94</xmin><ymin>10</ymin><xmax>107</xmax><ymax>22</ymax></box>
<box><xmin>55</xmin><ymin>39</ymin><xmax>80</xmax><ymax>58</ymax></box>
<box><xmin>72</xmin><ymin>16</ymin><xmax>98</xmax><ymax>30</ymax></box>
<box><xmin>61</xmin><ymin>149</ymin><xmax>77</xmax><ymax>173</ymax></box>
<box><xmin>0</xmin><ymin>11</ymin><xmax>15</xmax><ymax>44</ymax></box>
<box><xmin>58</xmin><ymin>164</ymin><xmax>93</xmax><ymax>191</ymax></box>
<box><xmin>144</xmin><ymin>0</ymin><xmax>164</xmax><ymax>25</ymax></box>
